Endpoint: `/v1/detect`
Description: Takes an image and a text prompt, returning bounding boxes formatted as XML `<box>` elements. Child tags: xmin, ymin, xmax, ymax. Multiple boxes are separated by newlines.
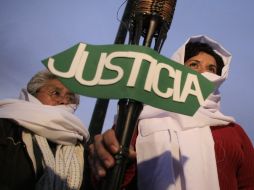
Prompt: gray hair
<box><xmin>27</xmin><ymin>70</ymin><xmax>80</xmax><ymax>104</ymax></box>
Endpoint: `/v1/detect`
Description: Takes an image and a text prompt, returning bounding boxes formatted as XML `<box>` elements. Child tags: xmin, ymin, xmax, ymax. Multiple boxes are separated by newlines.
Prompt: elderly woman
<box><xmin>0</xmin><ymin>70</ymin><xmax>89</xmax><ymax>190</ymax></box>
<box><xmin>89</xmin><ymin>35</ymin><xmax>254</xmax><ymax>190</ymax></box>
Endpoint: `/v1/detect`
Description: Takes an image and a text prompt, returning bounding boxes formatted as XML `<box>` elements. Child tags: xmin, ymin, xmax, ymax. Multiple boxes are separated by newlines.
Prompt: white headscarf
<box><xmin>136</xmin><ymin>35</ymin><xmax>235</xmax><ymax>190</ymax></box>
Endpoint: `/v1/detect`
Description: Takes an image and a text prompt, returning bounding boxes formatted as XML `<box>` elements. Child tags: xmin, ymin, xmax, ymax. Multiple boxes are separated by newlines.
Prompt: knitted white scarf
<box><xmin>136</xmin><ymin>35</ymin><xmax>235</xmax><ymax>190</ymax></box>
<box><xmin>0</xmin><ymin>89</ymin><xmax>89</xmax><ymax>190</ymax></box>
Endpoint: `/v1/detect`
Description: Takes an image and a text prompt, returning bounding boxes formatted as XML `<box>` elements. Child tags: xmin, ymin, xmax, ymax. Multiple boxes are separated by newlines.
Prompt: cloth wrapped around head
<box><xmin>136</xmin><ymin>35</ymin><xmax>235</xmax><ymax>190</ymax></box>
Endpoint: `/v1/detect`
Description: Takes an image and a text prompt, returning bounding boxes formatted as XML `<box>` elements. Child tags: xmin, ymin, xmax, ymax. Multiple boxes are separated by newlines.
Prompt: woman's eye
<box><xmin>51</xmin><ymin>90</ymin><xmax>61</xmax><ymax>96</ymax></box>
<box><xmin>67</xmin><ymin>95</ymin><xmax>75</xmax><ymax>103</ymax></box>
<box><xmin>208</xmin><ymin>66</ymin><xmax>217</xmax><ymax>74</ymax></box>
<box><xmin>189</xmin><ymin>62</ymin><xmax>198</xmax><ymax>68</ymax></box>
<box><xmin>210</xmin><ymin>69</ymin><xmax>216</xmax><ymax>74</ymax></box>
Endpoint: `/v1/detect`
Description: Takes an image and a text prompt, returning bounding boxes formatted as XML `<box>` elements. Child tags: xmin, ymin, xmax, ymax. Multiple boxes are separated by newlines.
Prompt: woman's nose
<box><xmin>56</xmin><ymin>95</ymin><xmax>69</xmax><ymax>105</ymax></box>
<box><xmin>198</xmin><ymin>65</ymin><xmax>207</xmax><ymax>73</ymax></box>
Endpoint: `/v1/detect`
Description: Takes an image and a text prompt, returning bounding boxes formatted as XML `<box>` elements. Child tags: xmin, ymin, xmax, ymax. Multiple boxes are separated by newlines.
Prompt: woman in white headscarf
<box><xmin>89</xmin><ymin>35</ymin><xmax>254</xmax><ymax>190</ymax></box>
<box><xmin>0</xmin><ymin>70</ymin><xmax>89</xmax><ymax>190</ymax></box>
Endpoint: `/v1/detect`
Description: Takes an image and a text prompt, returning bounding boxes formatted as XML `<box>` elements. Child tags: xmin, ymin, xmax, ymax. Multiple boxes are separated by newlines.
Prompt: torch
<box><xmin>99</xmin><ymin>0</ymin><xmax>177</xmax><ymax>189</ymax></box>
<box><xmin>84</xmin><ymin>2</ymin><xmax>135</xmax><ymax>189</ymax></box>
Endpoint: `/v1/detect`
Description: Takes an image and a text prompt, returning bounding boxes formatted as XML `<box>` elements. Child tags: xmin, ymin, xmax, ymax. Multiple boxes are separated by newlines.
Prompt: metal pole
<box><xmin>101</xmin><ymin>1</ymin><xmax>177</xmax><ymax>189</ymax></box>
<box><xmin>88</xmin><ymin>0</ymin><xmax>135</xmax><ymax>141</ymax></box>
<box><xmin>84</xmin><ymin>2</ymin><xmax>135</xmax><ymax>189</ymax></box>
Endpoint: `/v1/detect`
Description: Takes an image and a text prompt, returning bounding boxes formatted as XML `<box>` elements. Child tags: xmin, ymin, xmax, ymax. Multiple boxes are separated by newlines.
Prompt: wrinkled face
<box><xmin>184</xmin><ymin>52</ymin><xmax>217</xmax><ymax>74</ymax></box>
<box><xmin>35</xmin><ymin>79</ymin><xmax>76</xmax><ymax>106</ymax></box>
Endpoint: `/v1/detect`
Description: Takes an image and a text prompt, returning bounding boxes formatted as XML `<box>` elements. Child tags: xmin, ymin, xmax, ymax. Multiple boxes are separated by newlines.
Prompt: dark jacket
<box><xmin>0</xmin><ymin>118</ymin><xmax>88</xmax><ymax>190</ymax></box>
<box><xmin>0</xmin><ymin>118</ymin><xmax>36</xmax><ymax>190</ymax></box>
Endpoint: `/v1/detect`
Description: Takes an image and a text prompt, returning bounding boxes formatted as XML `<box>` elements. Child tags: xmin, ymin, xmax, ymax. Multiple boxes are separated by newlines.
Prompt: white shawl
<box><xmin>0</xmin><ymin>89</ymin><xmax>89</xmax><ymax>190</ymax></box>
<box><xmin>0</xmin><ymin>89</ymin><xmax>89</xmax><ymax>145</ymax></box>
<box><xmin>136</xmin><ymin>35</ymin><xmax>235</xmax><ymax>190</ymax></box>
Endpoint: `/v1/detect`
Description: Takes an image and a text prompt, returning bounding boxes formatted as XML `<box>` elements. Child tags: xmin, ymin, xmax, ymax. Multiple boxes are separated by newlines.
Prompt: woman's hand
<box><xmin>88</xmin><ymin>129</ymin><xmax>136</xmax><ymax>179</ymax></box>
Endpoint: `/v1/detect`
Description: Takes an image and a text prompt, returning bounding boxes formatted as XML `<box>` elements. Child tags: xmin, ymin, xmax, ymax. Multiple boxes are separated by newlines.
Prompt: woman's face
<box><xmin>184</xmin><ymin>52</ymin><xmax>217</xmax><ymax>74</ymax></box>
<box><xmin>35</xmin><ymin>79</ymin><xmax>76</xmax><ymax>106</ymax></box>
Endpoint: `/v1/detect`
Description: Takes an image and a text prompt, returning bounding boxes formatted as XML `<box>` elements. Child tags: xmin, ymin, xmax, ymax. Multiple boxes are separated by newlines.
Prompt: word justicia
<box><xmin>47</xmin><ymin>43</ymin><xmax>205</xmax><ymax>105</ymax></box>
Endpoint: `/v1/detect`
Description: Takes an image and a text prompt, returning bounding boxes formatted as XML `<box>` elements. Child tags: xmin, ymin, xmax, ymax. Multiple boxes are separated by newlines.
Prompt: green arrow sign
<box><xmin>42</xmin><ymin>43</ymin><xmax>215</xmax><ymax>116</ymax></box>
